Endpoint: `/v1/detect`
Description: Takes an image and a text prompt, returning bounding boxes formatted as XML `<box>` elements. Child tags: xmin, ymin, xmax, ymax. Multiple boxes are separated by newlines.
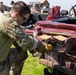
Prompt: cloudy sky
<box><xmin>1</xmin><ymin>0</ymin><xmax>76</xmax><ymax>10</ymax></box>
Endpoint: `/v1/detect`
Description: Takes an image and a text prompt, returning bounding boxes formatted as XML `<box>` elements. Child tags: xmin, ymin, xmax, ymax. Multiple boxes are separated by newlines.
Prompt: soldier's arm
<box><xmin>2</xmin><ymin>17</ymin><xmax>47</xmax><ymax>53</ymax></box>
<box><xmin>14</xmin><ymin>27</ymin><xmax>48</xmax><ymax>53</ymax></box>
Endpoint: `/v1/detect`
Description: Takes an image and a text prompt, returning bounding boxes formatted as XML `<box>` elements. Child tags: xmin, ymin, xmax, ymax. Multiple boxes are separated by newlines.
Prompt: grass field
<box><xmin>21</xmin><ymin>51</ymin><xmax>47</xmax><ymax>75</ymax></box>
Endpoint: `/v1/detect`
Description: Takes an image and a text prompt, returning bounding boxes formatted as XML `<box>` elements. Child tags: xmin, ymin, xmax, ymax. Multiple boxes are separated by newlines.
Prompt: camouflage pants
<box><xmin>0</xmin><ymin>48</ymin><xmax>28</xmax><ymax>75</ymax></box>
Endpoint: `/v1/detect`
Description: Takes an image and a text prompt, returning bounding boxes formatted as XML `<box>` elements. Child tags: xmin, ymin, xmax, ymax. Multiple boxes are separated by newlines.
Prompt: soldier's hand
<box><xmin>6</xmin><ymin>23</ymin><xmax>14</xmax><ymax>34</ymax></box>
<box><xmin>5</xmin><ymin>21</ymin><xmax>17</xmax><ymax>39</ymax></box>
<box><xmin>33</xmin><ymin>31</ymin><xmax>52</xmax><ymax>53</ymax></box>
<box><xmin>36</xmin><ymin>41</ymin><xmax>52</xmax><ymax>53</ymax></box>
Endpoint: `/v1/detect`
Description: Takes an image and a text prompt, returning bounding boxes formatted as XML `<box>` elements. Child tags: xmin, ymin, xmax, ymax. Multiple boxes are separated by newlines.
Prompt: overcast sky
<box><xmin>1</xmin><ymin>0</ymin><xmax>76</xmax><ymax>10</ymax></box>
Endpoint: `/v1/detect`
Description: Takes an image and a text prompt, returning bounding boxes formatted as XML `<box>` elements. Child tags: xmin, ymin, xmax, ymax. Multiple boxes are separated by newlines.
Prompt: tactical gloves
<box><xmin>33</xmin><ymin>30</ymin><xmax>52</xmax><ymax>53</ymax></box>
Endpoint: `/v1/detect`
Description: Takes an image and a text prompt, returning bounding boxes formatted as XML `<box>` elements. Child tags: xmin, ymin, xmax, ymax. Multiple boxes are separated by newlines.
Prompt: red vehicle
<box><xmin>35</xmin><ymin>21</ymin><xmax>76</xmax><ymax>75</ymax></box>
<box><xmin>24</xmin><ymin>5</ymin><xmax>76</xmax><ymax>75</ymax></box>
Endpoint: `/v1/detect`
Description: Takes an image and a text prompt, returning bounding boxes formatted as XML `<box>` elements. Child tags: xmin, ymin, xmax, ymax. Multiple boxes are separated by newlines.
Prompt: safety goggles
<box><xmin>18</xmin><ymin>13</ymin><xmax>28</xmax><ymax>20</ymax></box>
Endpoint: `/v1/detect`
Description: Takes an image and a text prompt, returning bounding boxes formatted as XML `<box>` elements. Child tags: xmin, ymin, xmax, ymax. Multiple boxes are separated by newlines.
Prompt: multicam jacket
<box><xmin>0</xmin><ymin>11</ymin><xmax>38</xmax><ymax>62</ymax></box>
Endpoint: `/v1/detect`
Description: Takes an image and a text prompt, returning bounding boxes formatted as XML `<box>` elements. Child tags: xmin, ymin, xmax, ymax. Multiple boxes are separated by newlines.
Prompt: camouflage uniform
<box><xmin>9</xmin><ymin>13</ymin><xmax>38</xmax><ymax>75</ymax></box>
<box><xmin>0</xmin><ymin>47</ymin><xmax>28</xmax><ymax>75</ymax></box>
<box><xmin>10</xmin><ymin>42</ymin><xmax>28</xmax><ymax>75</ymax></box>
<box><xmin>0</xmin><ymin>11</ymin><xmax>39</xmax><ymax>75</ymax></box>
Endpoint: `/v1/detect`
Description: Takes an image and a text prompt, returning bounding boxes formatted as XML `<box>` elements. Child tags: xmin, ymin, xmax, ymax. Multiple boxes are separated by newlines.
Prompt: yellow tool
<box><xmin>45</xmin><ymin>44</ymin><xmax>52</xmax><ymax>50</ymax></box>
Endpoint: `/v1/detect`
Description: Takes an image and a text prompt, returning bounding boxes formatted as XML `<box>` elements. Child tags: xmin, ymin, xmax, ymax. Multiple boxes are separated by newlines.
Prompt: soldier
<box><xmin>10</xmin><ymin>2</ymin><xmax>37</xmax><ymax>75</ymax></box>
<box><xmin>10</xmin><ymin>14</ymin><xmax>37</xmax><ymax>75</ymax></box>
<box><xmin>10</xmin><ymin>1</ymin><xmax>14</xmax><ymax>5</ymax></box>
<box><xmin>0</xmin><ymin>2</ymin><xmax>11</xmax><ymax>13</ymax></box>
<box><xmin>0</xmin><ymin>1</ymin><xmax>48</xmax><ymax>75</ymax></box>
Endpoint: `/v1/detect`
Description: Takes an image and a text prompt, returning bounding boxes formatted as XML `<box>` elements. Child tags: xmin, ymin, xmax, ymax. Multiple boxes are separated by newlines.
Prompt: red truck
<box><xmin>24</xmin><ymin>5</ymin><xmax>76</xmax><ymax>75</ymax></box>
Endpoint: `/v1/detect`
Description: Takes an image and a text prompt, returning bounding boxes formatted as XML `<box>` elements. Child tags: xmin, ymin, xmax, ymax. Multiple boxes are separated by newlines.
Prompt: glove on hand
<box><xmin>33</xmin><ymin>30</ymin><xmax>52</xmax><ymax>53</ymax></box>
<box><xmin>6</xmin><ymin>20</ymin><xmax>17</xmax><ymax>39</ymax></box>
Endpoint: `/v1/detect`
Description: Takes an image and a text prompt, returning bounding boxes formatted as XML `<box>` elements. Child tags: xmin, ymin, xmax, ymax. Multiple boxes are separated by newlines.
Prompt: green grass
<box><xmin>11</xmin><ymin>45</ymin><xmax>46</xmax><ymax>75</ymax></box>
<box><xmin>21</xmin><ymin>51</ymin><xmax>46</xmax><ymax>75</ymax></box>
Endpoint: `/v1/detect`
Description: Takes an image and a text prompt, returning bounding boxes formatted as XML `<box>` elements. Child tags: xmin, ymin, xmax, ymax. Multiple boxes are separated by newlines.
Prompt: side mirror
<box><xmin>60</xmin><ymin>10</ymin><xmax>68</xmax><ymax>16</ymax></box>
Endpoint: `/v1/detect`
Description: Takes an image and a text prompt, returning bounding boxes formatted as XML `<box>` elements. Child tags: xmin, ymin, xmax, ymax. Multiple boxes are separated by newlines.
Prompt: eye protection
<box><xmin>18</xmin><ymin>13</ymin><xmax>28</xmax><ymax>20</ymax></box>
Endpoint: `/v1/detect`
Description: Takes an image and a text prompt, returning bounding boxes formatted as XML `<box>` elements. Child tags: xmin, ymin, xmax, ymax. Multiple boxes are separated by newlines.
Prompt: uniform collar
<box><xmin>3</xmin><ymin>11</ymin><xmax>11</xmax><ymax>17</ymax></box>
